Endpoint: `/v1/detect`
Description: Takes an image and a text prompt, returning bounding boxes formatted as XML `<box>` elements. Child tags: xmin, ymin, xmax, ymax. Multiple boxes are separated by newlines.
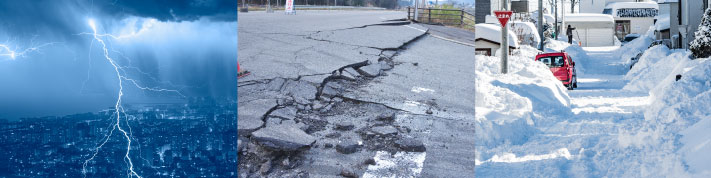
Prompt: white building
<box><xmin>564</xmin><ymin>13</ymin><xmax>616</xmax><ymax>47</ymax></box>
<box><xmin>603</xmin><ymin>2</ymin><xmax>659</xmax><ymax>39</ymax></box>
<box><xmin>656</xmin><ymin>0</ymin><xmax>710</xmax><ymax>49</ymax></box>
<box><xmin>475</xmin><ymin>24</ymin><xmax>519</xmax><ymax>56</ymax></box>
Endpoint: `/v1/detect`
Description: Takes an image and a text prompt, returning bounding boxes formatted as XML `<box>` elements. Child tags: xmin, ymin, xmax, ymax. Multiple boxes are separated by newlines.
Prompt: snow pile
<box><xmin>617</xmin><ymin>27</ymin><xmax>656</xmax><ymax>67</ymax></box>
<box><xmin>561</xmin><ymin>45</ymin><xmax>589</xmax><ymax>75</ymax></box>
<box><xmin>645</xmin><ymin>58</ymin><xmax>711</xmax><ymax>177</ymax></box>
<box><xmin>624</xmin><ymin>42</ymin><xmax>711</xmax><ymax>176</ymax></box>
<box><xmin>622</xmin><ymin>45</ymin><xmax>688</xmax><ymax>92</ymax></box>
<box><xmin>475</xmin><ymin>45</ymin><xmax>571</xmax><ymax>148</ymax></box>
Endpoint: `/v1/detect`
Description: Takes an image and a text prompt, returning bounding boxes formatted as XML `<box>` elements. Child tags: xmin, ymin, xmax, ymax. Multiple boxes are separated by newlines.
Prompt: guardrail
<box><xmin>407</xmin><ymin>7</ymin><xmax>475</xmax><ymax>30</ymax></box>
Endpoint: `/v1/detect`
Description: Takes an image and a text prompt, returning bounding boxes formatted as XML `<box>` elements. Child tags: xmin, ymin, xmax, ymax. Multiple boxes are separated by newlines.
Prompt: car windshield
<box><xmin>624</xmin><ymin>36</ymin><xmax>638</xmax><ymax>42</ymax></box>
<box><xmin>538</xmin><ymin>56</ymin><xmax>565</xmax><ymax>67</ymax></box>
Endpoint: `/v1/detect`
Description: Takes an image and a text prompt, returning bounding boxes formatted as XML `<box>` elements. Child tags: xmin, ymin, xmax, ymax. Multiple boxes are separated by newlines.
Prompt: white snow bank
<box><xmin>618</xmin><ymin>27</ymin><xmax>656</xmax><ymax>67</ymax></box>
<box><xmin>476</xmin><ymin>23</ymin><xmax>519</xmax><ymax>48</ymax></box>
<box><xmin>647</xmin><ymin>58</ymin><xmax>711</xmax><ymax>177</ymax></box>
<box><xmin>629</xmin><ymin>44</ymin><xmax>711</xmax><ymax>177</ymax></box>
<box><xmin>622</xmin><ymin>45</ymin><xmax>687</xmax><ymax>92</ymax></box>
<box><xmin>475</xmin><ymin>45</ymin><xmax>571</xmax><ymax>148</ymax></box>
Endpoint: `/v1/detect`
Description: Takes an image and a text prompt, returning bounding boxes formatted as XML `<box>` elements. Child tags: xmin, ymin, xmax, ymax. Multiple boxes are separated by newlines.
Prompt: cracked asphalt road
<box><xmin>238</xmin><ymin>11</ymin><xmax>475</xmax><ymax>177</ymax></box>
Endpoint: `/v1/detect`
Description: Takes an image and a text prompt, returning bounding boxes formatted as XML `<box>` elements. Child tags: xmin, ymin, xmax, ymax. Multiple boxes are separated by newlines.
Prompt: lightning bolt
<box><xmin>81</xmin><ymin>18</ymin><xmax>183</xmax><ymax>178</ymax></box>
<box><xmin>0</xmin><ymin>41</ymin><xmax>59</xmax><ymax>60</ymax></box>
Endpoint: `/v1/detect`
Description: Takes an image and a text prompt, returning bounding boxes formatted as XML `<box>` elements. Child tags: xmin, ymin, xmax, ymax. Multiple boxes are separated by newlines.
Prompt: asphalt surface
<box><xmin>238</xmin><ymin>10</ymin><xmax>475</xmax><ymax>177</ymax></box>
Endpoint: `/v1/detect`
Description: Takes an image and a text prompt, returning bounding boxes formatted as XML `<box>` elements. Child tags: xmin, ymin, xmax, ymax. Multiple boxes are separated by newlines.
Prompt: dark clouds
<box><xmin>0</xmin><ymin>0</ymin><xmax>237</xmax><ymax>120</ymax></box>
<box><xmin>91</xmin><ymin>0</ymin><xmax>238</xmax><ymax>22</ymax></box>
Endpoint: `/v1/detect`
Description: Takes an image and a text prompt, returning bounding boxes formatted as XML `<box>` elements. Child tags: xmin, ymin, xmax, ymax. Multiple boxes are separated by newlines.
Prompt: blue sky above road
<box><xmin>0</xmin><ymin>0</ymin><xmax>237</xmax><ymax>120</ymax></box>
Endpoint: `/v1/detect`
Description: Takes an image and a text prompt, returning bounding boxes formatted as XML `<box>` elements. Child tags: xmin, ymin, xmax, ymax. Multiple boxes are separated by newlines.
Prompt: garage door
<box><xmin>584</xmin><ymin>28</ymin><xmax>614</xmax><ymax>47</ymax></box>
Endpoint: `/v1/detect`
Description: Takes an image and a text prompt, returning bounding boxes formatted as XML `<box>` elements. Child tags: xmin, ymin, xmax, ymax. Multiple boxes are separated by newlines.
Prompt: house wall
<box><xmin>680</xmin><ymin>0</ymin><xmax>705</xmax><ymax>49</ymax></box>
<box><xmin>475</xmin><ymin>40</ymin><xmax>501</xmax><ymax>56</ymax></box>
<box><xmin>614</xmin><ymin>17</ymin><xmax>655</xmax><ymax>38</ymax></box>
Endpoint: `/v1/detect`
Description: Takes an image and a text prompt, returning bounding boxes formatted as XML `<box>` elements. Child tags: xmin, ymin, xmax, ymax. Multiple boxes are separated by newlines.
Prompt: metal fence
<box><xmin>407</xmin><ymin>7</ymin><xmax>475</xmax><ymax>30</ymax></box>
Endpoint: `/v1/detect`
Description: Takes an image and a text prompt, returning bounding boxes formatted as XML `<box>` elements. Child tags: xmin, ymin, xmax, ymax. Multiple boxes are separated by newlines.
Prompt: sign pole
<box><xmin>495</xmin><ymin>11</ymin><xmax>511</xmax><ymax>74</ymax></box>
<box><xmin>538</xmin><ymin>0</ymin><xmax>543</xmax><ymax>50</ymax></box>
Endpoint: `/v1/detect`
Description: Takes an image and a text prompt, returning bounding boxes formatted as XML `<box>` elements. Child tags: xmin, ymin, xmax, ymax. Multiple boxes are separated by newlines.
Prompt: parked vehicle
<box><xmin>535</xmin><ymin>52</ymin><xmax>577</xmax><ymax>90</ymax></box>
<box><xmin>621</xmin><ymin>33</ymin><xmax>641</xmax><ymax>46</ymax></box>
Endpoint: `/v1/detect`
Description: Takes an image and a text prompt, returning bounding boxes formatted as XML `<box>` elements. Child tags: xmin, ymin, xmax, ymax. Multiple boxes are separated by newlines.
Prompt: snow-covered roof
<box><xmin>655</xmin><ymin>13</ymin><xmax>670</xmax><ymax>31</ymax></box>
<box><xmin>565</xmin><ymin>13</ymin><xmax>615</xmax><ymax>23</ymax></box>
<box><xmin>656</xmin><ymin>0</ymin><xmax>679</xmax><ymax>3</ymax></box>
<box><xmin>510</xmin><ymin>21</ymin><xmax>541</xmax><ymax>44</ymax></box>
<box><xmin>605</xmin><ymin>2</ymin><xmax>659</xmax><ymax>10</ymax></box>
<box><xmin>475</xmin><ymin>23</ymin><xmax>519</xmax><ymax>48</ymax></box>
<box><xmin>530</xmin><ymin>11</ymin><xmax>555</xmax><ymax>24</ymax></box>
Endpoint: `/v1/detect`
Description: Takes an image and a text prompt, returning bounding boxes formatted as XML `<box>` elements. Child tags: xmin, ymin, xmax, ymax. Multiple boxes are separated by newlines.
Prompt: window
<box><xmin>615</xmin><ymin>20</ymin><xmax>631</xmax><ymax>40</ymax></box>
<box><xmin>603</xmin><ymin>8</ymin><xmax>612</xmax><ymax>15</ymax></box>
<box><xmin>538</xmin><ymin>56</ymin><xmax>565</xmax><ymax>67</ymax></box>
<box><xmin>475</xmin><ymin>49</ymin><xmax>491</xmax><ymax>56</ymax></box>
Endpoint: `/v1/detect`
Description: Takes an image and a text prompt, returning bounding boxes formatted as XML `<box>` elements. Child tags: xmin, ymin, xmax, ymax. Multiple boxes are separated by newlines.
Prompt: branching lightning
<box><xmin>81</xmin><ymin>18</ymin><xmax>183</xmax><ymax>178</ymax></box>
<box><xmin>0</xmin><ymin>41</ymin><xmax>59</xmax><ymax>60</ymax></box>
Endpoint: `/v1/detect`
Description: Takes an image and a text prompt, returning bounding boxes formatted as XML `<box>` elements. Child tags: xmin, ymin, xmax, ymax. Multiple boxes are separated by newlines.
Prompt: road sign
<box><xmin>285</xmin><ymin>0</ymin><xmax>295</xmax><ymax>14</ymax></box>
<box><xmin>494</xmin><ymin>11</ymin><xmax>513</xmax><ymax>27</ymax></box>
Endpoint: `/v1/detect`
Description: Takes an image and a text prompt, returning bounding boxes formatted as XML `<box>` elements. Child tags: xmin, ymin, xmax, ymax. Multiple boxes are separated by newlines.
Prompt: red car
<box><xmin>535</xmin><ymin>52</ymin><xmax>577</xmax><ymax>90</ymax></box>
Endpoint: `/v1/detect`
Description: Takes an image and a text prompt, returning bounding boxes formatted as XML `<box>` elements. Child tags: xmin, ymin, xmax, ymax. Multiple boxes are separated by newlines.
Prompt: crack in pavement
<box><xmin>238</xmin><ymin>21</ymin><xmax>436</xmax><ymax>177</ymax></box>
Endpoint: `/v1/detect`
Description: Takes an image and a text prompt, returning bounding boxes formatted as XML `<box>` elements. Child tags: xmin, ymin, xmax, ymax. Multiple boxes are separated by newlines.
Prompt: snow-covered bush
<box><xmin>690</xmin><ymin>7</ymin><xmax>711</xmax><ymax>58</ymax></box>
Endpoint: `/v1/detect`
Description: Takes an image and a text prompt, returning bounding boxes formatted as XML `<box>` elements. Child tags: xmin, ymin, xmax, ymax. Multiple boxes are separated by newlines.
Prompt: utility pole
<box><xmin>501</xmin><ymin>0</ymin><xmax>509</xmax><ymax>74</ymax></box>
<box><xmin>554</xmin><ymin>0</ymin><xmax>558</xmax><ymax>39</ymax></box>
<box><xmin>414</xmin><ymin>0</ymin><xmax>419</xmax><ymax>21</ymax></box>
<box><xmin>538</xmin><ymin>0</ymin><xmax>543</xmax><ymax>50</ymax></box>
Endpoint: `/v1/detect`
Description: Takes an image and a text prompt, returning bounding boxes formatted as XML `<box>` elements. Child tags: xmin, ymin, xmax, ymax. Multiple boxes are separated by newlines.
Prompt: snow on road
<box><xmin>477</xmin><ymin>33</ymin><xmax>711</xmax><ymax>177</ymax></box>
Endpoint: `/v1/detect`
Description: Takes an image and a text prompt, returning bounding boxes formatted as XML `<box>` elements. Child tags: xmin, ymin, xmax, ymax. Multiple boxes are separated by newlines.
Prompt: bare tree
<box><xmin>569</xmin><ymin>0</ymin><xmax>579</xmax><ymax>13</ymax></box>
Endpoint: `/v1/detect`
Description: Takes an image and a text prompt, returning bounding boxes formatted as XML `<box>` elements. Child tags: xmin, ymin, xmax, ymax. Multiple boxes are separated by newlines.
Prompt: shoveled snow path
<box><xmin>477</xmin><ymin>47</ymin><xmax>658</xmax><ymax>177</ymax></box>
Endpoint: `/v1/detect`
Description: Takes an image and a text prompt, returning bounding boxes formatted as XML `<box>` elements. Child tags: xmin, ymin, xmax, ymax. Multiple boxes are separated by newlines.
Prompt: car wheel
<box><xmin>573</xmin><ymin>76</ymin><xmax>578</xmax><ymax>88</ymax></box>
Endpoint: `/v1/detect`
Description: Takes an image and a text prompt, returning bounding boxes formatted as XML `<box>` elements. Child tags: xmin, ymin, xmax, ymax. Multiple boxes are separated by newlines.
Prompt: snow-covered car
<box><xmin>621</xmin><ymin>33</ymin><xmax>641</xmax><ymax>46</ymax></box>
<box><xmin>535</xmin><ymin>52</ymin><xmax>578</xmax><ymax>90</ymax></box>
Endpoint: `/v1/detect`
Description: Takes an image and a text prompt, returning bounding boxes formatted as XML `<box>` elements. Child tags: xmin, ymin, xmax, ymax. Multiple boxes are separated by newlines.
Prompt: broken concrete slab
<box><xmin>252</xmin><ymin>124</ymin><xmax>317</xmax><ymax>151</ymax></box>
<box><xmin>379</xmin><ymin>61</ymin><xmax>393</xmax><ymax>71</ymax></box>
<box><xmin>395</xmin><ymin>137</ymin><xmax>426</xmax><ymax>152</ymax></box>
<box><xmin>238</xmin><ymin>99</ymin><xmax>276</xmax><ymax>135</ymax></box>
<box><xmin>376</xmin><ymin>113</ymin><xmax>396</xmax><ymax>121</ymax></box>
<box><xmin>336</xmin><ymin>138</ymin><xmax>362</xmax><ymax>154</ymax></box>
<box><xmin>342</xmin><ymin>67</ymin><xmax>361</xmax><ymax>79</ymax></box>
<box><xmin>334</xmin><ymin>122</ymin><xmax>355</xmax><ymax>131</ymax></box>
<box><xmin>282</xmin><ymin>80</ymin><xmax>318</xmax><ymax>100</ymax></box>
<box><xmin>371</xmin><ymin>126</ymin><xmax>398</xmax><ymax>135</ymax></box>
<box><xmin>267</xmin><ymin>78</ymin><xmax>286</xmax><ymax>91</ymax></box>
<box><xmin>238</xmin><ymin>117</ymin><xmax>264</xmax><ymax>136</ymax></box>
<box><xmin>270</xmin><ymin>107</ymin><xmax>297</xmax><ymax>120</ymax></box>
<box><xmin>357</xmin><ymin>64</ymin><xmax>382</xmax><ymax>77</ymax></box>
<box><xmin>320</xmin><ymin>83</ymin><xmax>341</xmax><ymax>97</ymax></box>
<box><xmin>381</xmin><ymin>50</ymin><xmax>397</xmax><ymax>58</ymax></box>
<box><xmin>265</xmin><ymin>117</ymin><xmax>282</xmax><ymax>127</ymax></box>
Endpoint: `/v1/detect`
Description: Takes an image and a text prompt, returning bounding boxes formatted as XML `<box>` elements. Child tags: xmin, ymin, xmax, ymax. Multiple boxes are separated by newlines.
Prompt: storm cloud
<box><xmin>0</xmin><ymin>0</ymin><xmax>237</xmax><ymax>120</ymax></box>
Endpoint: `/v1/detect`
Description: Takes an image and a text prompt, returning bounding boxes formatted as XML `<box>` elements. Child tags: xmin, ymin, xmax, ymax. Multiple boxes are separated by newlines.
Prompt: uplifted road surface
<box><xmin>238</xmin><ymin>11</ymin><xmax>476</xmax><ymax>177</ymax></box>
